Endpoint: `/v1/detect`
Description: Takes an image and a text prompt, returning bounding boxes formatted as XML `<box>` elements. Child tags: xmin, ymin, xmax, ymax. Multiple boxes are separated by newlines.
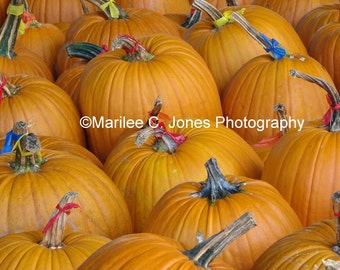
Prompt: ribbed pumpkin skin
<box><xmin>1</xmin><ymin>43</ymin><xmax>54</xmax><ymax>82</ymax></box>
<box><xmin>78</xmin><ymin>233</ymin><xmax>235</xmax><ymax>270</ymax></box>
<box><xmin>253</xmin><ymin>0</ymin><xmax>339</xmax><ymax>26</ymax></box>
<box><xmin>295</xmin><ymin>4</ymin><xmax>340</xmax><ymax>48</ymax></box>
<box><xmin>308</xmin><ymin>22</ymin><xmax>340</xmax><ymax>93</ymax></box>
<box><xmin>0</xmin><ymin>0</ymin><xmax>10</xmax><ymax>26</ymax></box>
<box><xmin>104</xmin><ymin>125</ymin><xmax>263</xmax><ymax>232</ymax></box>
<box><xmin>56</xmin><ymin>9</ymin><xmax>181</xmax><ymax>75</ymax></box>
<box><xmin>221</xmin><ymin>54</ymin><xmax>331</xmax><ymax>145</ymax></box>
<box><xmin>182</xmin><ymin>5</ymin><xmax>307</xmax><ymax>96</ymax></box>
<box><xmin>0</xmin><ymin>150</ymin><xmax>132</xmax><ymax>238</ymax></box>
<box><xmin>0</xmin><ymin>75</ymin><xmax>86</xmax><ymax>147</ymax></box>
<box><xmin>0</xmin><ymin>231</ymin><xmax>111</xmax><ymax>270</ymax></box>
<box><xmin>17</xmin><ymin>23</ymin><xmax>65</xmax><ymax>76</ymax></box>
<box><xmin>143</xmin><ymin>178</ymin><xmax>302</xmax><ymax>270</ymax></box>
<box><xmin>26</xmin><ymin>0</ymin><xmax>99</xmax><ymax>23</ymax></box>
<box><xmin>116</xmin><ymin>0</ymin><xmax>191</xmax><ymax>15</ymax></box>
<box><xmin>79</xmin><ymin>34</ymin><xmax>223</xmax><ymax>162</ymax></box>
<box><xmin>252</xmin><ymin>220</ymin><xmax>339</xmax><ymax>269</ymax></box>
<box><xmin>261</xmin><ymin>128</ymin><xmax>340</xmax><ymax>226</ymax></box>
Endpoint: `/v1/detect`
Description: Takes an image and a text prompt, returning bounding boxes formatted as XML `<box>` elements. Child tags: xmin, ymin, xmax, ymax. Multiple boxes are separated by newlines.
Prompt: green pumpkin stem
<box><xmin>182</xmin><ymin>7</ymin><xmax>202</xmax><ymax>28</ymax></box>
<box><xmin>190</xmin><ymin>158</ymin><xmax>245</xmax><ymax>205</ymax></box>
<box><xmin>183</xmin><ymin>212</ymin><xmax>257</xmax><ymax>268</ymax></box>
<box><xmin>9</xmin><ymin>132</ymin><xmax>46</xmax><ymax>173</ymax></box>
<box><xmin>112</xmin><ymin>34</ymin><xmax>154</xmax><ymax>62</ymax></box>
<box><xmin>40</xmin><ymin>192</ymin><xmax>80</xmax><ymax>249</ymax></box>
<box><xmin>192</xmin><ymin>0</ymin><xmax>245</xmax><ymax>28</ymax></box>
<box><xmin>290</xmin><ymin>69</ymin><xmax>340</xmax><ymax>132</ymax></box>
<box><xmin>66</xmin><ymin>42</ymin><xmax>107</xmax><ymax>60</ymax></box>
<box><xmin>231</xmin><ymin>11</ymin><xmax>290</xmax><ymax>60</ymax></box>
<box><xmin>0</xmin><ymin>0</ymin><xmax>24</xmax><ymax>58</ymax></box>
<box><xmin>332</xmin><ymin>191</ymin><xmax>340</xmax><ymax>254</ymax></box>
<box><xmin>85</xmin><ymin>0</ymin><xmax>127</xmax><ymax>19</ymax></box>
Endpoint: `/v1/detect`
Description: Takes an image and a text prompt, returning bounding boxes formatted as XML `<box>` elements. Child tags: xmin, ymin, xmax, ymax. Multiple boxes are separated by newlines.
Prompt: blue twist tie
<box><xmin>260</xmin><ymin>33</ymin><xmax>286</xmax><ymax>60</ymax></box>
<box><xmin>1</xmin><ymin>130</ymin><xmax>24</xmax><ymax>154</ymax></box>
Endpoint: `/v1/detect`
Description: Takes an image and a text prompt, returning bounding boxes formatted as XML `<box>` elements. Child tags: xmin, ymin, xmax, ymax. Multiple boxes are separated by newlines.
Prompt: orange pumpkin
<box><xmin>0</xmin><ymin>133</ymin><xmax>132</xmax><ymax>238</ymax></box>
<box><xmin>0</xmin><ymin>0</ymin><xmax>54</xmax><ymax>81</ymax></box>
<box><xmin>252</xmin><ymin>191</ymin><xmax>340</xmax><ymax>269</ymax></box>
<box><xmin>182</xmin><ymin>0</ymin><xmax>307</xmax><ymax>96</ymax></box>
<box><xmin>79</xmin><ymin>34</ymin><xmax>223</xmax><ymax>162</ymax></box>
<box><xmin>221</xmin><ymin>13</ymin><xmax>330</xmax><ymax>145</ymax></box>
<box><xmin>295</xmin><ymin>3</ymin><xmax>340</xmax><ymax>48</ymax></box>
<box><xmin>253</xmin><ymin>0</ymin><xmax>339</xmax><ymax>26</ymax></box>
<box><xmin>78</xmin><ymin>212</ymin><xmax>256</xmax><ymax>270</ymax></box>
<box><xmin>144</xmin><ymin>158</ymin><xmax>302</xmax><ymax>270</ymax></box>
<box><xmin>261</xmin><ymin>69</ymin><xmax>340</xmax><ymax>226</ymax></box>
<box><xmin>0</xmin><ymin>192</ymin><xmax>111</xmax><ymax>270</ymax></box>
<box><xmin>0</xmin><ymin>74</ymin><xmax>86</xmax><ymax>146</ymax></box>
<box><xmin>308</xmin><ymin>22</ymin><xmax>340</xmax><ymax>93</ymax></box>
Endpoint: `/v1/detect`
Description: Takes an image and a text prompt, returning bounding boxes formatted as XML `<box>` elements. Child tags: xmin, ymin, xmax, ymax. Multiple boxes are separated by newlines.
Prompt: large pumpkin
<box><xmin>143</xmin><ymin>158</ymin><xmax>302</xmax><ymax>270</ymax></box>
<box><xmin>221</xmin><ymin>12</ymin><xmax>330</xmax><ymax>145</ymax></box>
<box><xmin>261</xmin><ymin>69</ymin><xmax>340</xmax><ymax>226</ymax></box>
<box><xmin>0</xmin><ymin>192</ymin><xmax>111</xmax><ymax>270</ymax></box>
<box><xmin>0</xmin><ymin>133</ymin><xmax>132</xmax><ymax>238</ymax></box>
<box><xmin>79</xmin><ymin>34</ymin><xmax>223</xmax><ymax>162</ymax></box>
<box><xmin>78</xmin><ymin>212</ymin><xmax>256</xmax><ymax>270</ymax></box>
<box><xmin>0</xmin><ymin>74</ymin><xmax>86</xmax><ymax>146</ymax></box>
<box><xmin>182</xmin><ymin>0</ymin><xmax>307</xmax><ymax>96</ymax></box>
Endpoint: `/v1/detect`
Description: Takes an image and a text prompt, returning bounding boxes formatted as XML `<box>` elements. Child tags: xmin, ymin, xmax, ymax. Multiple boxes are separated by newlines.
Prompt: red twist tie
<box><xmin>155</xmin><ymin>122</ymin><xmax>186</xmax><ymax>144</ymax></box>
<box><xmin>322</xmin><ymin>94</ymin><xmax>340</xmax><ymax>125</ymax></box>
<box><xmin>0</xmin><ymin>75</ymin><xmax>7</xmax><ymax>104</ymax></box>
<box><xmin>98</xmin><ymin>44</ymin><xmax>109</xmax><ymax>55</ymax></box>
<box><xmin>119</xmin><ymin>34</ymin><xmax>140</xmax><ymax>54</ymax></box>
<box><xmin>334</xmin><ymin>211</ymin><xmax>340</xmax><ymax>217</ymax></box>
<box><xmin>42</xmin><ymin>202</ymin><xmax>81</xmax><ymax>234</ymax></box>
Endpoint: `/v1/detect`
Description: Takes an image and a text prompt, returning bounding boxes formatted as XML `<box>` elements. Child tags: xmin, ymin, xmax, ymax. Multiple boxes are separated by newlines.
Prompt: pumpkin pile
<box><xmin>1</xmin><ymin>0</ymin><xmax>340</xmax><ymax>269</ymax></box>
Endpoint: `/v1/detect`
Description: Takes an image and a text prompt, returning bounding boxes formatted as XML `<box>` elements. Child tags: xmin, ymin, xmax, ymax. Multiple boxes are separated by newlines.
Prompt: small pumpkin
<box><xmin>143</xmin><ymin>157</ymin><xmax>302</xmax><ymax>270</ymax></box>
<box><xmin>0</xmin><ymin>192</ymin><xmax>111</xmax><ymax>270</ymax></box>
<box><xmin>78</xmin><ymin>212</ymin><xmax>256</xmax><ymax>270</ymax></box>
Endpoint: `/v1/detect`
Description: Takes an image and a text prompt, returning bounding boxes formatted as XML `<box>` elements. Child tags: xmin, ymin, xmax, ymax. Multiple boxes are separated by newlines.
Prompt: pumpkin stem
<box><xmin>40</xmin><ymin>192</ymin><xmax>80</xmax><ymax>249</ymax></box>
<box><xmin>9</xmin><ymin>132</ymin><xmax>46</xmax><ymax>173</ymax></box>
<box><xmin>331</xmin><ymin>191</ymin><xmax>340</xmax><ymax>255</ymax></box>
<box><xmin>323</xmin><ymin>259</ymin><xmax>340</xmax><ymax>270</ymax></box>
<box><xmin>231</xmin><ymin>11</ymin><xmax>289</xmax><ymax>60</ymax></box>
<box><xmin>80</xmin><ymin>0</ymin><xmax>90</xmax><ymax>14</ymax></box>
<box><xmin>182</xmin><ymin>7</ymin><xmax>202</xmax><ymax>28</ymax></box>
<box><xmin>66</xmin><ymin>42</ymin><xmax>108</xmax><ymax>60</ymax></box>
<box><xmin>1</xmin><ymin>121</ymin><xmax>27</xmax><ymax>154</ymax></box>
<box><xmin>0</xmin><ymin>0</ymin><xmax>24</xmax><ymax>58</ymax></box>
<box><xmin>192</xmin><ymin>0</ymin><xmax>246</xmax><ymax>27</ymax></box>
<box><xmin>112</xmin><ymin>34</ymin><xmax>154</xmax><ymax>62</ymax></box>
<box><xmin>0</xmin><ymin>74</ymin><xmax>21</xmax><ymax>100</ymax></box>
<box><xmin>21</xmin><ymin>0</ymin><xmax>41</xmax><ymax>28</ymax></box>
<box><xmin>290</xmin><ymin>69</ymin><xmax>340</xmax><ymax>132</ymax></box>
<box><xmin>183</xmin><ymin>212</ymin><xmax>257</xmax><ymax>268</ymax></box>
<box><xmin>85</xmin><ymin>0</ymin><xmax>127</xmax><ymax>19</ymax></box>
<box><xmin>190</xmin><ymin>158</ymin><xmax>245</xmax><ymax>205</ymax></box>
<box><xmin>227</xmin><ymin>0</ymin><xmax>239</xmax><ymax>6</ymax></box>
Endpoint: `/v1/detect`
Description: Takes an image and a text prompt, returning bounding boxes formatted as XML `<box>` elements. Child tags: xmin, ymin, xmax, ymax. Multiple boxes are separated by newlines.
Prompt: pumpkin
<box><xmin>0</xmin><ymin>133</ymin><xmax>132</xmax><ymax>238</ymax></box>
<box><xmin>0</xmin><ymin>0</ymin><xmax>54</xmax><ymax>82</ymax></box>
<box><xmin>116</xmin><ymin>0</ymin><xmax>191</xmax><ymax>15</ymax></box>
<box><xmin>253</xmin><ymin>0</ymin><xmax>339</xmax><ymax>27</ymax></box>
<box><xmin>252</xmin><ymin>191</ymin><xmax>340</xmax><ymax>269</ymax></box>
<box><xmin>17</xmin><ymin>0</ymin><xmax>65</xmax><ymax>77</ymax></box>
<box><xmin>79</xmin><ymin>34</ymin><xmax>223</xmax><ymax>162</ymax></box>
<box><xmin>143</xmin><ymin>157</ymin><xmax>302</xmax><ymax>270</ymax></box>
<box><xmin>182</xmin><ymin>0</ymin><xmax>307</xmax><ymax>96</ymax></box>
<box><xmin>221</xmin><ymin>12</ymin><xmax>330</xmax><ymax>145</ymax></box>
<box><xmin>26</xmin><ymin>0</ymin><xmax>99</xmax><ymax>24</ymax></box>
<box><xmin>308</xmin><ymin>22</ymin><xmax>340</xmax><ymax>93</ymax></box>
<box><xmin>104</xmin><ymin>108</ymin><xmax>264</xmax><ymax>232</ymax></box>
<box><xmin>78</xmin><ymin>212</ymin><xmax>256</xmax><ymax>270</ymax></box>
<box><xmin>295</xmin><ymin>4</ymin><xmax>340</xmax><ymax>48</ymax></box>
<box><xmin>0</xmin><ymin>73</ymin><xmax>86</xmax><ymax>146</ymax></box>
<box><xmin>0</xmin><ymin>192</ymin><xmax>111</xmax><ymax>270</ymax></box>
<box><xmin>261</xmin><ymin>69</ymin><xmax>340</xmax><ymax>226</ymax></box>
<box><xmin>0</xmin><ymin>0</ymin><xmax>10</xmax><ymax>26</ymax></box>
<box><xmin>55</xmin><ymin>0</ymin><xmax>181</xmax><ymax>76</ymax></box>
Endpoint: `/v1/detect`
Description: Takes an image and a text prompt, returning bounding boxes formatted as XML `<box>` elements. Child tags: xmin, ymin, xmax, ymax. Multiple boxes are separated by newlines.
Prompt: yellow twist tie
<box><xmin>100</xmin><ymin>0</ymin><xmax>120</xmax><ymax>19</ymax></box>
<box><xmin>7</xmin><ymin>4</ymin><xmax>24</xmax><ymax>16</ymax></box>
<box><xmin>213</xmin><ymin>8</ymin><xmax>246</xmax><ymax>27</ymax></box>
<box><xmin>18</xmin><ymin>20</ymin><xmax>25</xmax><ymax>35</ymax></box>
